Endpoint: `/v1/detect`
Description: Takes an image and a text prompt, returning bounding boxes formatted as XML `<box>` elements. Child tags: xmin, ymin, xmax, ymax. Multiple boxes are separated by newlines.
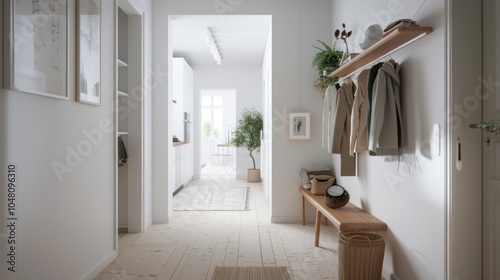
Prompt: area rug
<box><xmin>173</xmin><ymin>185</ymin><xmax>249</xmax><ymax>211</ymax></box>
<box><xmin>211</xmin><ymin>266</ymin><xmax>290</xmax><ymax>280</ymax></box>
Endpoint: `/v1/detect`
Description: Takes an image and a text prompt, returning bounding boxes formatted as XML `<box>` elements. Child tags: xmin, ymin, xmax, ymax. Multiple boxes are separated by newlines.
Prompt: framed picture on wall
<box><xmin>3</xmin><ymin>0</ymin><xmax>69</xmax><ymax>99</ymax></box>
<box><xmin>289</xmin><ymin>112</ymin><xmax>310</xmax><ymax>140</ymax></box>
<box><xmin>77</xmin><ymin>0</ymin><xmax>101</xmax><ymax>105</ymax></box>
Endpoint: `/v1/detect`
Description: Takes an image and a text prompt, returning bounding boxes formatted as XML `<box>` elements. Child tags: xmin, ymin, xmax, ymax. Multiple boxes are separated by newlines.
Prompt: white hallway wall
<box><xmin>2</xmin><ymin>1</ymin><xmax>107</xmax><ymax>280</ymax></box>
<box><xmin>194</xmin><ymin>67</ymin><xmax>262</xmax><ymax>179</ymax></box>
<box><xmin>152</xmin><ymin>0</ymin><xmax>333</xmax><ymax>221</ymax></box>
<box><xmin>331</xmin><ymin>0</ymin><xmax>447</xmax><ymax>279</ymax></box>
<box><xmin>0</xmin><ymin>0</ymin><xmax>153</xmax><ymax>279</ymax></box>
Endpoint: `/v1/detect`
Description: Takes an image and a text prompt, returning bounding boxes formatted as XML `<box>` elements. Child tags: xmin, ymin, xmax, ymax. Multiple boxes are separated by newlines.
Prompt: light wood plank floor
<box><xmin>95</xmin><ymin>177</ymin><xmax>341</xmax><ymax>280</ymax></box>
<box><xmin>200</xmin><ymin>163</ymin><xmax>234</xmax><ymax>175</ymax></box>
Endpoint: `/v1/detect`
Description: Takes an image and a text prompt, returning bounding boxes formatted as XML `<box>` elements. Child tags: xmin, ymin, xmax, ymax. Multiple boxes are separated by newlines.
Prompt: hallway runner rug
<box><xmin>173</xmin><ymin>185</ymin><xmax>249</xmax><ymax>211</ymax></box>
<box><xmin>211</xmin><ymin>266</ymin><xmax>290</xmax><ymax>280</ymax></box>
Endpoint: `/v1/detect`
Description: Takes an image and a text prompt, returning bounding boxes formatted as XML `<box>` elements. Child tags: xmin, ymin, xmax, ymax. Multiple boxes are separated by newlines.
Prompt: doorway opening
<box><xmin>199</xmin><ymin>90</ymin><xmax>236</xmax><ymax>176</ymax></box>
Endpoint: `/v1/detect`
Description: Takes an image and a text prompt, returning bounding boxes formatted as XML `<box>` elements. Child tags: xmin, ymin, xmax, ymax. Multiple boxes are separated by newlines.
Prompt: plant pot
<box><xmin>247</xmin><ymin>169</ymin><xmax>261</xmax><ymax>182</ymax></box>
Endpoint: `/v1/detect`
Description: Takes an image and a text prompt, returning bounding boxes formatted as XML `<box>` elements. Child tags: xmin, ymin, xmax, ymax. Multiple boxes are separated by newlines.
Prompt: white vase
<box><xmin>340</xmin><ymin>42</ymin><xmax>350</xmax><ymax>65</ymax></box>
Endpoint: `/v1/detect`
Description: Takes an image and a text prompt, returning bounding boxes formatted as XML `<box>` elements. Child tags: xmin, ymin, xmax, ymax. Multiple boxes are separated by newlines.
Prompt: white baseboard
<box><xmin>145</xmin><ymin>216</ymin><xmax>153</xmax><ymax>230</ymax></box>
<box><xmin>183</xmin><ymin>177</ymin><xmax>193</xmax><ymax>186</ymax></box>
<box><xmin>270</xmin><ymin>216</ymin><xmax>303</xmax><ymax>224</ymax></box>
<box><xmin>153</xmin><ymin>215</ymin><xmax>169</xmax><ymax>224</ymax></box>
<box><xmin>80</xmin><ymin>250</ymin><xmax>117</xmax><ymax>280</ymax></box>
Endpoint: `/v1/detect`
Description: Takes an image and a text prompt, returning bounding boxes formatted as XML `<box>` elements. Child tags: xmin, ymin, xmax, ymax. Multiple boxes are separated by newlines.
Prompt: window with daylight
<box><xmin>201</xmin><ymin>96</ymin><xmax>223</xmax><ymax>139</ymax></box>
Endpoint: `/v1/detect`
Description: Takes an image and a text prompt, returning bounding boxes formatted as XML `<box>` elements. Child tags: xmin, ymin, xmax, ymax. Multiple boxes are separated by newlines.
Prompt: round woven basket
<box><xmin>339</xmin><ymin>232</ymin><xmax>385</xmax><ymax>280</ymax></box>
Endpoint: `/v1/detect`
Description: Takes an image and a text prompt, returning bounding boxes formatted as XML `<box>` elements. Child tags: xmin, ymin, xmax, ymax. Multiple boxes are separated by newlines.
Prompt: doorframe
<box><xmin>446</xmin><ymin>0</ymin><xmax>483</xmax><ymax>278</ymax></box>
<box><xmin>113</xmin><ymin>0</ymin><xmax>146</xmax><ymax>251</ymax></box>
<box><xmin>481</xmin><ymin>0</ymin><xmax>497</xmax><ymax>277</ymax></box>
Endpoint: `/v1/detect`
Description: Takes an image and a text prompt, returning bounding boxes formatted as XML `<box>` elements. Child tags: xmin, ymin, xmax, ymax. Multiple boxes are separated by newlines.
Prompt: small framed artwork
<box><xmin>4</xmin><ymin>0</ymin><xmax>69</xmax><ymax>99</ymax></box>
<box><xmin>289</xmin><ymin>112</ymin><xmax>310</xmax><ymax>140</ymax></box>
<box><xmin>77</xmin><ymin>0</ymin><xmax>101</xmax><ymax>105</ymax></box>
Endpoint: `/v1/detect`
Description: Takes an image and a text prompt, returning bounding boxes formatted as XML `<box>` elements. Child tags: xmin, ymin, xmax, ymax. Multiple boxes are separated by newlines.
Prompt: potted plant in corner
<box><xmin>231</xmin><ymin>108</ymin><xmax>264</xmax><ymax>182</ymax></box>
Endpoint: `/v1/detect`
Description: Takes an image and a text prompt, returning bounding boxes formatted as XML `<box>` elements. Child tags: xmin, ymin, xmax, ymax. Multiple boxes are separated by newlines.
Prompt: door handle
<box><xmin>456</xmin><ymin>137</ymin><xmax>462</xmax><ymax>170</ymax></box>
<box><xmin>469</xmin><ymin>123</ymin><xmax>491</xmax><ymax>144</ymax></box>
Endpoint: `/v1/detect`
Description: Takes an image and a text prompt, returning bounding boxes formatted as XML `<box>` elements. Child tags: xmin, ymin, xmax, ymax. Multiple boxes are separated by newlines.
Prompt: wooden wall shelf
<box><xmin>328</xmin><ymin>26</ymin><xmax>432</xmax><ymax>78</ymax></box>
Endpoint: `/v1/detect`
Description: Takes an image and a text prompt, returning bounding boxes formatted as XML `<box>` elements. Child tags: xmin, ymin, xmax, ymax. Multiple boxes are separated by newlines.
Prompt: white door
<box><xmin>482</xmin><ymin>0</ymin><xmax>500</xmax><ymax>278</ymax></box>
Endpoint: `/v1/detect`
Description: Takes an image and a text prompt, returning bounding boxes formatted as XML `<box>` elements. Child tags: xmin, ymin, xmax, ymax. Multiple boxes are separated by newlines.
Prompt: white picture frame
<box><xmin>77</xmin><ymin>0</ymin><xmax>101</xmax><ymax>105</ymax></box>
<box><xmin>289</xmin><ymin>112</ymin><xmax>310</xmax><ymax>140</ymax></box>
<box><xmin>4</xmin><ymin>0</ymin><xmax>69</xmax><ymax>99</ymax></box>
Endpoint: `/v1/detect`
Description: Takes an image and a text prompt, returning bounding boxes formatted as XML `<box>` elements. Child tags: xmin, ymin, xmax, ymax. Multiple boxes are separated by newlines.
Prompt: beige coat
<box><xmin>332</xmin><ymin>81</ymin><xmax>355</xmax><ymax>154</ymax></box>
<box><xmin>322</xmin><ymin>80</ymin><xmax>356</xmax><ymax>176</ymax></box>
<box><xmin>336</xmin><ymin>81</ymin><xmax>356</xmax><ymax>176</ymax></box>
<box><xmin>350</xmin><ymin>69</ymin><xmax>370</xmax><ymax>155</ymax></box>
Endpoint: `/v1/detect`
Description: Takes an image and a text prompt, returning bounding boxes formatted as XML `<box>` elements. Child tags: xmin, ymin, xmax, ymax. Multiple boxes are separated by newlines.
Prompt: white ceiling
<box><xmin>171</xmin><ymin>15</ymin><xmax>271</xmax><ymax>67</ymax></box>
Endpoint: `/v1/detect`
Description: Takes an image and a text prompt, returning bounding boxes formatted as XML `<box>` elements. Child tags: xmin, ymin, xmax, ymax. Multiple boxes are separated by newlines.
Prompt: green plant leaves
<box><xmin>478</xmin><ymin>122</ymin><xmax>500</xmax><ymax>134</ymax></box>
<box><xmin>312</xmin><ymin>23</ymin><xmax>353</xmax><ymax>92</ymax></box>
<box><xmin>231</xmin><ymin>108</ymin><xmax>264</xmax><ymax>169</ymax></box>
<box><xmin>312</xmin><ymin>40</ymin><xmax>342</xmax><ymax>92</ymax></box>
<box><xmin>312</xmin><ymin>40</ymin><xmax>342</xmax><ymax>73</ymax></box>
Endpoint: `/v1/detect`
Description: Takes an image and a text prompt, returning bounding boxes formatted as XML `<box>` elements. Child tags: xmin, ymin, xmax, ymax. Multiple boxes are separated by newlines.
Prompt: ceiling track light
<box><xmin>207</xmin><ymin>27</ymin><xmax>223</xmax><ymax>65</ymax></box>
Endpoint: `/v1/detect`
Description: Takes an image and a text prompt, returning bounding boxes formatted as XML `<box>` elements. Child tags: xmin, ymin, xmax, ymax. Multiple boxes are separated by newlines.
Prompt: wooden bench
<box><xmin>299</xmin><ymin>187</ymin><xmax>387</xmax><ymax>247</ymax></box>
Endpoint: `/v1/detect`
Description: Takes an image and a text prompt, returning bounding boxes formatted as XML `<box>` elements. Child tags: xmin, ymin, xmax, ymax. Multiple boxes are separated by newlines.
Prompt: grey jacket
<box><xmin>368</xmin><ymin>62</ymin><xmax>402</xmax><ymax>155</ymax></box>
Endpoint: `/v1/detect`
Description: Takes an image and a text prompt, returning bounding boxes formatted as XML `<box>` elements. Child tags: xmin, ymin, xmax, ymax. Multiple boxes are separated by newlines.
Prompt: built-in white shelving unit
<box><xmin>116</xmin><ymin>2</ymin><xmax>144</xmax><ymax>234</ymax></box>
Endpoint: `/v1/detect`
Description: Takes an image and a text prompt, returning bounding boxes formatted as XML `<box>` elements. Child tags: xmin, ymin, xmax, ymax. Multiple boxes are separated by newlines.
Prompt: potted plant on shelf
<box><xmin>312</xmin><ymin>40</ymin><xmax>343</xmax><ymax>93</ymax></box>
<box><xmin>231</xmin><ymin>108</ymin><xmax>264</xmax><ymax>182</ymax></box>
<box><xmin>312</xmin><ymin>23</ymin><xmax>352</xmax><ymax>93</ymax></box>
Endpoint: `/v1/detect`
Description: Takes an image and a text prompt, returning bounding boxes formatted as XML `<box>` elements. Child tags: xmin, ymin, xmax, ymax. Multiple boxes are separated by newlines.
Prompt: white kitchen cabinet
<box><xmin>173</xmin><ymin>58</ymin><xmax>194</xmax><ymax>190</ymax></box>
